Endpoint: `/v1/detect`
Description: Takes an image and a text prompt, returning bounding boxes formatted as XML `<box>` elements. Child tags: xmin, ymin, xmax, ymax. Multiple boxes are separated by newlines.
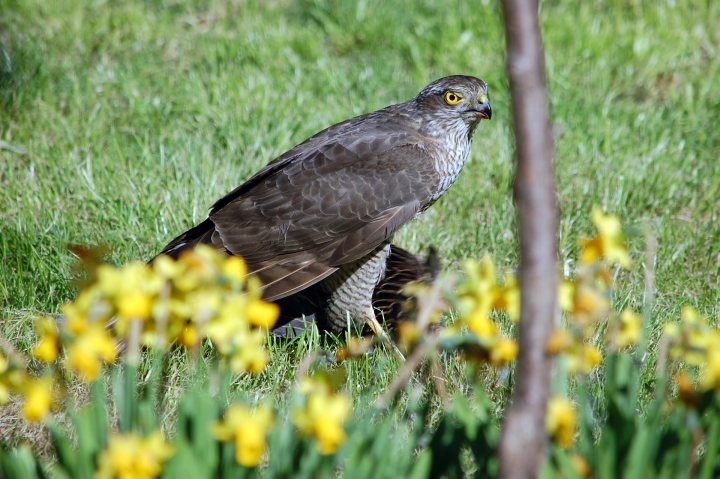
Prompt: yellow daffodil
<box><xmin>57</xmin><ymin>245</ymin><xmax>276</xmax><ymax>374</ymax></box>
<box><xmin>296</xmin><ymin>377</ymin><xmax>330</xmax><ymax>395</ymax></box>
<box><xmin>685</xmin><ymin>339</ymin><xmax>712</xmax><ymax>367</ymax></box>
<box><xmin>116</xmin><ymin>290</ymin><xmax>153</xmax><ymax>321</ymax></box>
<box><xmin>335</xmin><ymin>337</ymin><xmax>374</xmax><ymax>362</ymax></box>
<box><xmin>205</xmin><ymin>296</ymin><xmax>250</xmax><ymax>346</ymax></box>
<box><xmin>212</xmin><ymin>403</ymin><xmax>274</xmax><ymax>467</ymax></box>
<box><xmin>567</xmin><ymin>344</ymin><xmax>602</xmax><ymax>375</ymax></box>
<box><xmin>489</xmin><ymin>338</ymin><xmax>518</xmax><ymax>367</ymax></box>
<box><xmin>570</xmin><ymin>454</ymin><xmax>591</xmax><ymax>477</ymax></box>
<box><xmin>97</xmin><ymin>262</ymin><xmax>162</xmax><ymax>304</ymax></box>
<box><xmin>0</xmin><ymin>353</ymin><xmax>28</xmax><ymax>405</ymax></box>
<box><xmin>66</xmin><ymin>325</ymin><xmax>117</xmax><ymax>382</ymax></box>
<box><xmin>458</xmin><ymin>257</ymin><xmax>497</xmax><ymax>320</ymax></box>
<box><xmin>178</xmin><ymin>324</ymin><xmax>199</xmax><ymax>348</ymax></box>
<box><xmin>206</xmin><ymin>315</ymin><xmax>269</xmax><ymax>374</ymax></box>
<box><xmin>661</xmin><ymin>305</ymin><xmax>720</xmax><ymax>394</ymax></box>
<box><xmin>584</xmin><ymin>345</ymin><xmax>603</xmax><ymax>370</ymax></box>
<box><xmin>167</xmin><ymin>298</ymin><xmax>192</xmax><ymax>323</ymax></box>
<box><xmin>32</xmin><ymin>316</ymin><xmax>60</xmax><ymax>363</ymax></box>
<box><xmin>311</xmin><ymin>395</ymin><xmax>350</xmax><ymax>454</ymax></box>
<box><xmin>222</xmin><ymin>256</ymin><xmax>248</xmax><ymax>284</ymax></box>
<box><xmin>0</xmin><ymin>353</ymin><xmax>9</xmax><ymax>404</ymax></box>
<box><xmin>174</xmin><ymin>246</ymin><xmax>220</xmax><ymax>291</ymax></box>
<box><xmin>228</xmin><ymin>340</ymin><xmax>269</xmax><ymax>375</ymax></box>
<box><xmin>293</xmin><ymin>379</ymin><xmax>351</xmax><ymax>455</ymax></box>
<box><xmin>245</xmin><ymin>299</ymin><xmax>279</xmax><ymax>330</ymax></box>
<box><xmin>665</xmin><ymin>306</ymin><xmax>720</xmax><ymax>368</ymax></box>
<box><xmin>617</xmin><ymin>309</ymin><xmax>642</xmax><ymax>347</ymax></box>
<box><xmin>61</xmin><ymin>297</ymin><xmax>93</xmax><ymax>335</ymax></box>
<box><xmin>467</xmin><ymin>313</ymin><xmax>498</xmax><ymax>340</ymax></box>
<box><xmin>580</xmin><ymin>206</ymin><xmax>631</xmax><ymax>269</ymax></box>
<box><xmin>186</xmin><ymin>289</ymin><xmax>223</xmax><ymax>320</ymax></box>
<box><xmin>464</xmin><ymin>257</ymin><xmax>497</xmax><ymax>295</ymax></box>
<box><xmin>452</xmin><ymin>257</ymin><xmax>522</xmax><ymax>369</ymax></box>
<box><xmin>397</xmin><ymin>321</ymin><xmax>421</xmax><ymax>352</ymax></box>
<box><xmin>95</xmin><ymin>264</ymin><xmax>126</xmax><ymax>297</ymax></box>
<box><xmin>97</xmin><ymin>262</ymin><xmax>164</xmax><ymax>338</ymax></box>
<box><xmin>21</xmin><ymin>376</ymin><xmax>54</xmax><ymax>423</ymax></box>
<box><xmin>491</xmin><ymin>273</ymin><xmax>520</xmax><ymax>322</ymax></box>
<box><xmin>558</xmin><ymin>280</ymin><xmax>575</xmax><ymax>312</ymax></box>
<box><xmin>151</xmin><ymin>254</ymin><xmax>184</xmax><ymax>281</ymax></box>
<box><xmin>546</xmin><ymin>396</ymin><xmax>577</xmax><ymax>448</ymax></box>
<box><xmin>676</xmin><ymin>371</ymin><xmax>699</xmax><ymax>408</ymax></box>
<box><xmin>33</xmin><ymin>335</ymin><xmax>59</xmax><ymax>363</ymax></box>
<box><xmin>663</xmin><ymin>322</ymin><xmax>680</xmax><ymax>341</ymax></box>
<box><xmin>96</xmin><ymin>431</ymin><xmax>174</xmax><ymax>479</ymax></box>
<box><xmin>0</xmin><ymin>352</ymin><xmax>8</xmax><ymax>374</ymax></box>
<box><xmin>546</xmin><ymin>329</ymin><xmax>572</xmax><ymax>355</ymax></box>
<box><xmin>572</xmin><ymin>284</ymin><xmax>610</xmax><ymax>323</ymax></box>
<box><xmin>700</xmin><ymin>348</ymin><xmax>720</xmax><ymax>391</ymax></box>
<box><xmin>681</xmin><ymin>305</ymin><xmax>702</xmax><ymax>325</ymax></box>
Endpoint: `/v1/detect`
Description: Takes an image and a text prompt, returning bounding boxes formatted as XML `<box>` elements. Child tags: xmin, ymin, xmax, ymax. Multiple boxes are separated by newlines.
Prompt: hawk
<box><xmin>156</xmin><ymin>75</ymin><xmax>491</xmax><ymax>334</ymax></box>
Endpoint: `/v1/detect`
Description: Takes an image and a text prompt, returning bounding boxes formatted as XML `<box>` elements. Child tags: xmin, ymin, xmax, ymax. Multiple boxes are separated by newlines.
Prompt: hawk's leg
<box><xmin>321</xmin><ymin>243</ymin><xmax>391</xmax><ymax>333</ymax></box>
<box><xmin>364</xmin><ymin>305</ymin><xmax>406</xmax><ymax>361</ymax></box>
<box><xmin>319</xmin><ymin>243</ymin><xmax>405</xmax><ymax>359</ymax></box>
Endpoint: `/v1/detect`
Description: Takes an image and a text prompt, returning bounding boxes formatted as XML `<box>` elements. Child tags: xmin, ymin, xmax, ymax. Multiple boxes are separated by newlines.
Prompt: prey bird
<box><xmin>156</xmin><ymin>75</ymin><xmax>491</xmax><ymax>335</ymax></box>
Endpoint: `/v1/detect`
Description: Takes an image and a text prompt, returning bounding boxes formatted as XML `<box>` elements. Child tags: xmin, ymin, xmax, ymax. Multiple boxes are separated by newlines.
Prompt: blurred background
<box><xmin>1</xmin><ymin>0</ymin><xmax>718</xmax><ymax>327</ymax></box>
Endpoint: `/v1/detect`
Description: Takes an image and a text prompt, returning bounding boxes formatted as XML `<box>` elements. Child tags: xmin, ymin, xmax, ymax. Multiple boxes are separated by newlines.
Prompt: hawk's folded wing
<box><xmin>159</xmin><ymin>135</ymin><xmax>438</xmax><ymax>301</ymax></box>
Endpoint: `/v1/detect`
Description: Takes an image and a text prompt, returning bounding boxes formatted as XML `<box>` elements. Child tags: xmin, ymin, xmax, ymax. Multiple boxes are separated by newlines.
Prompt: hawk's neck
<box><xmin>427</xmin><ymin>118</ymin><xmax>473</xmax><ymax>202</ymax></box>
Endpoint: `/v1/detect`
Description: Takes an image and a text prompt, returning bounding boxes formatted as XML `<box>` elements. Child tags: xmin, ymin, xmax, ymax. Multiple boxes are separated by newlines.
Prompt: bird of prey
<box><xmin>156</xmin><ymin>75</ymin><xmax>491</xmax><ymax>335</ymax></box>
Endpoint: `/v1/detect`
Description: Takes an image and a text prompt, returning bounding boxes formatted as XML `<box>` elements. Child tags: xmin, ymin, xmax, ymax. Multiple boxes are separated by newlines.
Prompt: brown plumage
<box><xmin>156</xmin><ymin>75</ymin><xmax>491</xmax><ymax>334</ymax></box>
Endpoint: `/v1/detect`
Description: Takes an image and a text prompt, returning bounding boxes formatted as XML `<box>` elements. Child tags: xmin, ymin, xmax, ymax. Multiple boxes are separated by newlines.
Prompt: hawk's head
<box><xmin>414</xmin><ymin>75</ymin><xmax>491</xmax><ymax>136</ymax></box>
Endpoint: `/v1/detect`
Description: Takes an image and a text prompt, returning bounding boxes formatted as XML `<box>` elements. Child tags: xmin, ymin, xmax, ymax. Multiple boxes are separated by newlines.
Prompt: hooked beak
<box><xmin>475</xmin><ymin>93</ymin><xmax>492</xmax><ymax>120</ymax></box>
<box><xmin>476</xmin><ymin>101</ymin><xmax>492</xmax><ymax>120</ymax></box>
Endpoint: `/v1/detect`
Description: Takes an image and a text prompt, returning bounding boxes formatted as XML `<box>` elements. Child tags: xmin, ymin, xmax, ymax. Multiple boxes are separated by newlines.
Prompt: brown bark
<box><xmin>497</xmin><ymin>0</ymin><xmax>558</xmax><ymax>478</ymax></box>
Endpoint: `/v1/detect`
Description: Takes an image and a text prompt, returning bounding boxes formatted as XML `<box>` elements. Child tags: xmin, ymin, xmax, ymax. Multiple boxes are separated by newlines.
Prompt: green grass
<box><xmin>1</xmin><ymin>0</ymin><xmax>718</xmax><ymax>432</ymax></box>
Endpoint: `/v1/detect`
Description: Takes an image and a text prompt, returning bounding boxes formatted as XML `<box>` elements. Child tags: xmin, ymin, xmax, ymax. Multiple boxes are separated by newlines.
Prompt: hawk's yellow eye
<box><xmin>444</xmin><ymin>91</ymin><xmax>463</xmax><ymax>106</ymax></box>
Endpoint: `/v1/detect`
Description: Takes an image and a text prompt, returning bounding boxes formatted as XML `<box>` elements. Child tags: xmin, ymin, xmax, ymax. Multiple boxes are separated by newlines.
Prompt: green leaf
<box><xmin>0</xmin><ymin>445</ymin><xmax>41</xmax><ymax>479</ymax></box>
<box><xmin>547</xmin><ymin>447</ymin><xmax>585</xmax><ymax>479</ymax></box>
<box><xmin>113</xmin><ymin>363</ymin><xmax>139</xmax><ymax>433</ymax></box>
<box><xmin>408</xmin><ymin>449</ymin><xmax>431</xmax><ymax>479</ymax></box>
<box><xmin>47</xmin><ymin>421</ymin><xmax>77</xmax><ymax>475</ymax></box>
<box><xmin>699</xmin><ymin>405</ymin><xmax>720</xmax><ymax>479</ymax></box>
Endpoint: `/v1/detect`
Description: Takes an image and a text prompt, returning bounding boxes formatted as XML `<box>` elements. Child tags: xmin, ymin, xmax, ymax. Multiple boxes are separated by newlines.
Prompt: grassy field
<box><xmin>1</xmin><ymin>0</ymin><xmax>719</xmax><ymax>423</ymax></box>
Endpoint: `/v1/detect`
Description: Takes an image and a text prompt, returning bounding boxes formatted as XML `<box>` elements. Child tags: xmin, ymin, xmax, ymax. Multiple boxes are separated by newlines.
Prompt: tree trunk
<box><xmin>497</xmin><ymin>0</ymin><xmax>558</xmax><ymax>478</ymax></box>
